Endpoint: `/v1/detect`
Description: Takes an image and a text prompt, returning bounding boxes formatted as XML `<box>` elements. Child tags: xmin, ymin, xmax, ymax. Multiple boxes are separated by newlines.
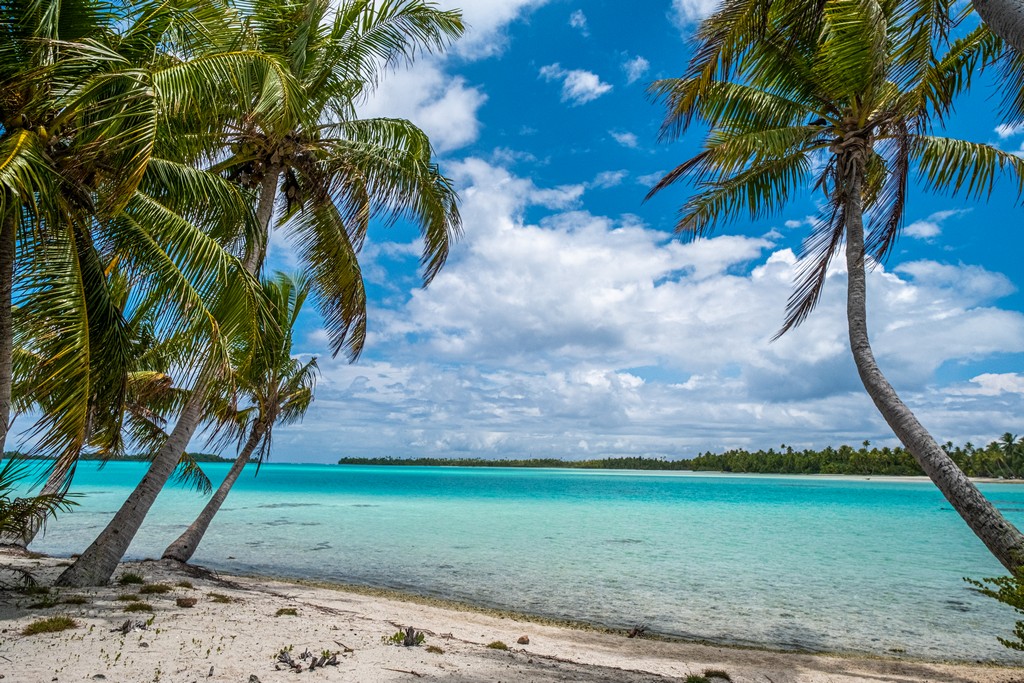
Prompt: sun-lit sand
<box><xmin>0</xmin><ymin>548</ymin><xmax>1020</xmax><ymax>682</ymax></box>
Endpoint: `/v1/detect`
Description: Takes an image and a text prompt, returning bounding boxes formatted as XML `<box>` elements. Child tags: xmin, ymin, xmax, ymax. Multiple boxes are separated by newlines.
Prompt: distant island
<box><xmin>5</xmin><ymin>451</ymin><xmax>236</xmax><ymax>464</ymax></box>
<box><xmin>339</xmin><ymin>439</ymin><xmax>1023</xmax><ymax>478</ymax></box>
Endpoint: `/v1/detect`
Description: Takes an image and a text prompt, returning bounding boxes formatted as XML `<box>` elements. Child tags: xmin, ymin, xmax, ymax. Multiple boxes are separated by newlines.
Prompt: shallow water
<box><xmin>24</xmin><ymin>461</ymin><xmax>1024</xmax><ymax>662</ymax></box>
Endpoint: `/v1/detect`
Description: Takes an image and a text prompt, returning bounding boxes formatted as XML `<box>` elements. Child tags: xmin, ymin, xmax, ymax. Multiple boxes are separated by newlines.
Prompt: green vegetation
<box><xmin>425</xmin><ymin>645</ymin><xmax>444</xmax><ymax>654</ymax></box>
<box><xmin>175</xmin><ymin>581</ymin><xmax>194</xmax><ymax>589</ymax></box>
<box><xmin>62</xmin><ymin>596</ymin><xmax>89</xmax><ymax>605</ymax></box>
<box><xmin>966</xmin><ymin>576</ymin><xmax>1024</xmax><ymax>651</ymax></box>
<box><xmin>208</xmin><ymin>593</ymin><xmax>232</xmax><ymax>604</ymax></box>
<box><xmin>123</xmin><ymin>602</ymin><xmax>154</xmax><ymax>613</ymax></box>
<box><xmin>116</xmin><ymin>594</ymin><xmax>140</xmax><ymax>602</ymax></box>
<box><xmin>485</xmin><ymin>641</ymin><xmax>509</xmax><ymax>650</ymax></box>
<box><xmin>117</xmin><ymin>573</ymin><xmax>145</xmax><ymax>585</ymax></box>
<box><xmin>338</xmin><ymin>436</ymin><xmax>1024</xmax><ymax>478</ymax></box>
<box><xmin>22</xmin><ymin>616</ymin><xmax>77</xmax><ymax>635</ymax></box>
<box><xmin>139</xmin><ymin>583</ymin><xmax>172</xmax><ymax>594</ymax></box>
<box><xmin>275</xmin><ymin>608</ymin><xmax>298</xmax><ymax>617</ymax></box>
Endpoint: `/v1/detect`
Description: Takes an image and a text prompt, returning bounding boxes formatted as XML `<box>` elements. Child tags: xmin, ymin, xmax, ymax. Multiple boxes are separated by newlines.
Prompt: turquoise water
<box><xmin>22</xmin><ymin>461</ymin><xmax>1024</xmax><ymax>662</ymax></box>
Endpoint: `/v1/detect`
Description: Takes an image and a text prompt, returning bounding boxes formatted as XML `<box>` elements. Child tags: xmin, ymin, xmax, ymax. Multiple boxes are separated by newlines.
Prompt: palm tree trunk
<box><xmin>0</xmin><ymin>212</ymin><xmax>15</xmax><ymax>456</ymax></box>
<box><xmin>973</xmin><ymin>0</ymin><xmax>1024</xmax><ymax>53</ymax></box>
<box><xmin>161</xmin><ymin>421</ymin><xmax>265</xmax><ymax>563</ymax></box>
<box><xmin>53</xmin><ymin>167</ymin><xmax>283</xmax><ymax>586</ymax></box>
<box><xmin>54</xmin><ymin>370</ymin><xmax>212</xmax><ymax>586</ymax></box>
<box><xmin>160</xmin><ymin>168</ymin><xmax>280</xmax><ymax>564</ymax></box>
<box><xmin>843</xmin><ymin>164</ymin><xmax>1024</xmax><ymax>575</ymax></box>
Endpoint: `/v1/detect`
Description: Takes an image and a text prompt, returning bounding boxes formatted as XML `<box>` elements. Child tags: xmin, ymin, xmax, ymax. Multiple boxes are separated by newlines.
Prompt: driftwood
<box><xmin>627</xmin><ymin>624</ymin><xmax>646</xmax><ymax>639</ymax></box>
<box><xmin>383</xmin><ymin>668</ymin><xmax>423</xmax><ymax>678</ymax></box>
<box><xmin>112</xmin><ymin>619</ymin><xmax>149</xmax><ymax>635</ymax></box>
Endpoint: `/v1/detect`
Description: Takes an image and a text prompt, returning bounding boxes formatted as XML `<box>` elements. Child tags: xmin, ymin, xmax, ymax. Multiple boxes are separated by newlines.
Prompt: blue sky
<box><xmin>258</xmin><ymin>0</ymin><xmax>1024</xmax><ymax>463</ymax></box>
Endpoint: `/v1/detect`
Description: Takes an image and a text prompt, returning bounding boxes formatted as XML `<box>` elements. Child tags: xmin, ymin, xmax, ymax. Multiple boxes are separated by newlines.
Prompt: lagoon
<box><xmin>25</xmin><ymin>461</ymin><xmax>1024</xmax><ymax>662</ymax></box>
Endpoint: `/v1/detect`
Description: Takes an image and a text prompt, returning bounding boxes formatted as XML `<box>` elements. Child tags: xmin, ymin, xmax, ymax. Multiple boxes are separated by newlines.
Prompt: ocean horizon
<box><xmin>21</xmin><ymin>460</ymin><xmax>1024</xmax><ymax>663</ymax></box>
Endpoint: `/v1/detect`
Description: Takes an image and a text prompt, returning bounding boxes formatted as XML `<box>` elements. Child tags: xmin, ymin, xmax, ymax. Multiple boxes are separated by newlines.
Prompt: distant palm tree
<box><xmin>648</xmin><ymin>0</ymin><xmax>1024</xmax><ymax>572</ymax></box>
<box><xmin>163</xmin><ymin>272</ymin><xmax>317</xmax><ymax>563</ymax></box>
<box><xmin>57</xmin><ymin>0</ymin><xmax>463</xmax><ymax>586</ymax></box>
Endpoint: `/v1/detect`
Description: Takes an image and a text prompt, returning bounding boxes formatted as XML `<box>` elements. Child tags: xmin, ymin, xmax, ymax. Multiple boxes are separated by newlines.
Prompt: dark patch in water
<box><xmin>262</xmin><ymin>518</ymin><xmax>293</xmax><ymax>527</ymax></box>
<box><xmin>310</xmin><ymin>542</ymin><xmax>331</xmax><ymax>552</ymax></box>
<box><xmin>298</xmin><ymin>521</ymin><xmax>322</xmax><ymax>527</ymax></box>
<box><xmin>944</xmin><ymin>599</ymin><xmax>971</xmax><ymax>613</ymax></box>
<box><xmin>258</xmin><ymin>502</ymin><xmax>322</xmax><ymax>509</ymax></box>
<box><xmin>605</xmin><ymin>538</ymin><xmax>645</xmax><ymax>544</ymax></box>
<box><xmin>437</xmin><ymin>564</ymin><xmax>454</xmax><ymax>570</ymax></box>
<box><xmin>998</xmin><ymin>507</ymin><xmax>1024</xmax><ymax>512</ymax></box>
<box><xmin>351</xmin><ymin>504</ymin><xmax>379</xmax><ymax>508</ymax></box>
<box><xmin>245</xmin><ymin>541</ymin><xmax>264</xmax><ymax>547</ymax></box>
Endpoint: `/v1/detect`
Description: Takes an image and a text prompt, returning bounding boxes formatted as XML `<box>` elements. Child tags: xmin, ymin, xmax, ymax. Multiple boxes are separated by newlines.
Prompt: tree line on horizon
<box><xmin>337</xmin><ymin>433</ymin><xmax>1024</xmax><ymax>478</ymax></box>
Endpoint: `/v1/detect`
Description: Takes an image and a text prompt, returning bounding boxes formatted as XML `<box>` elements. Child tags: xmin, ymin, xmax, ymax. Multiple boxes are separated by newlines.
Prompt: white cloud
<box><xmin>591</xmin><ymin>170</ymin><xmax>628</xmax><ymax>188</ymax></box>
<box><xmin>569</xmin><ymin>9</ymin><xmax>588</xmax><ymax>35</ymax></box>
<box><xmin>433</xmin><ymin>0</ymin><xmax>551</xmax><ymax>59</ymax></box>
<box><xmin>636</xmin><ymin>171</ymin><xmax>665</xmax><ymax>187</ymax></box>
<box><xmin>539</xmin><ymin>63</ymin><xmax>613</xmax><ymax>105</ymax></box>
<box><xmin>902</xmin><ymin>208</ymin><xmax>970</xmax><ymax>242</ymax></box>
<box><xmin>357</xmin><ymin>62</ymin><xmax>486</xmax><ymax>152</ymax></box>
<box><xmin>287</xmin><ymin>160</ymin><xmax>1024</xmax><ymax>461</ymax></box>
<box><xmin>611</xmin><ymin>131</ymin><xmax>639</xmax><ymax>148</ymax></box>
<box><xmin>622</xmin><ymin>55</ymin><xmax>650</xmax><ymax>84</ymax></box>
<box><xmin>671</xmin><ymin>0</ymin><xmax>720</xmax><ymax>26</ymax></box>
<box><xmin>995</xmin><ymin>123</ymin><xmax>1024</xmax><ymax>139</ymax></box>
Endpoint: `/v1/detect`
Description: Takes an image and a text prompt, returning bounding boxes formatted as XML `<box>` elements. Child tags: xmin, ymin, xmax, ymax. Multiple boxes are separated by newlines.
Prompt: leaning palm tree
<box><xmin>0</xmin><ymin>0</ymin><xmax>294</xmax><ymax>480</ymax></box>
<box><xmin>57</xmin><ymin>0</ymin><xmax>463</xmax><ymax>586</ymax></box>
<box><xmin>648</xmin><ymin>0</ymin><xmax>1024</xmax><ymax>572</ymax></box>
<box><xmin>163</xmin><ymin>272</ymin><xmax>317</xmax><ymax>563</ymax></box>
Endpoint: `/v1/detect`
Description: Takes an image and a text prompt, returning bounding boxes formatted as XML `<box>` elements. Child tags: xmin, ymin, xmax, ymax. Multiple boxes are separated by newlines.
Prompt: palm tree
<box><xmin>57</xmin><ymin>0</ymin><xmax>463</xmax><ymax>586</ymax></box>
<box><xmin>648</xmin><ymin>0</ymin><xmax>1024</xmax><ymax>573</ymax></box>
<box><xmin>163</xmin><ymin>272</ymin><xmax>317</xmax><ymax>563</ymax></box>
<box><xmin>0</xmin><ymin>0</ymin><xmax>297</xmax><ymax>478</ymax></box>
<box><xmin>973</xmin><ymin>0</ymin><xmax>1024</xmax><ymax>51</ymax></box>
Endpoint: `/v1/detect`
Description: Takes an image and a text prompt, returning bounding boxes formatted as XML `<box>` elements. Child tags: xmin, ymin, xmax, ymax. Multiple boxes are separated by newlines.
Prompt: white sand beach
<box><xmin>0</xmin><ymin>548</ymin><xmax>1020</xmax><ymax>683</ymax></box>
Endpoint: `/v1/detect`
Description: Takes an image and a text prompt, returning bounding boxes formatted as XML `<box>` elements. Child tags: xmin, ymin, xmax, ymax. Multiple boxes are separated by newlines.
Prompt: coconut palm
<box><xmin>973</xmin><ymin>0</ymin><xmax>1024</xmax><ymax>52</ymax></box>
<box><xmin>0</xmin><ymin>0</ymin><xmax>299</xmax><ymax>478</ymax></box>
<box><xmin>163</xmin><ymin>272</ymin><xmax>317</xmax><ymax>563</ymax></box>
<box><xmin>648</xmin><ymin>0</ymin><xmax>1024</xmax><ymax>572</ymax></box>
<box><xmin>57</xmin><ymin>0</ymin><xmax>463</xmax><ymax>586</ymax></box>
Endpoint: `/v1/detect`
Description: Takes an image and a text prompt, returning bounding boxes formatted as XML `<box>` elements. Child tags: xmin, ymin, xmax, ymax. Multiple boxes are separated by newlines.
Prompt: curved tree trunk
<box><xmin>843</xmin><ymin>167</ymin><xmax>1024</xmax><ymax>575</ymax></box>
<box><xmin>55</xmin><ymin>370</ymin><xmax>212</xmax><ymax>586</ymax></box>
<box><xmin>973</xmin><ymin>0</ymin><xmax>1024</xmax><ymax>53</ymax></box>
<box><xmin>54</xmin><ymin>168</ymin><xmax>281</xmax><ymax>586</ymax></box>
<box><xmin>0</xmin><ymin>212</ymin><xmax>15</xmax><ymax>456</ymax></box>
<box><xmin>162</xmin><ymin>421</ymin><xmax>265</xmax><ymax>563</ymax></box>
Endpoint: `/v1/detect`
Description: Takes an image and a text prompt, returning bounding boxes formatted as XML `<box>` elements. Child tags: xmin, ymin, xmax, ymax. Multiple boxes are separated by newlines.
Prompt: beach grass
<box><xmin>123</xmin><ymin>602</ymin><xmax>153</xmax><ymax>613</ymax></box>
<box><xmin>22</xmin><ymin>615</ymin><xmax>77</xmax><ymax>635</ymax></box>
<box><xmin>139</xmin><ymin>583</ymin><xmax>172</xmax><ymax>594</ymax></box>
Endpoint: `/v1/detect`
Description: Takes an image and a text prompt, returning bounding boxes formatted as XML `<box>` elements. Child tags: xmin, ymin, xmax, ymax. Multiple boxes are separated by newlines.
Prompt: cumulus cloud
<box><xmin>569</xmin><ymin>9</ymin><xmax>588</xmax><ymax>35</ymax></box>
<box><xmin>433</xmin><ymin>0</ymin><xmax>551</xmax><ymax>59</ymax></box>
<box><xmin>672</xmin><ymin>0</ymin><xmax>720</xmax><ymax>26</ymax></box>
<box><xmin>995</xmin><ymin>123</ymin><xmax>1024</xmax><ymax>139</ymax></box>
<box><xmin>289</xmin><ymin>160</ymin><xmax>1024</xmax><ymax>461</ymax></box>
<box><xmin>622</xmin><ymin>55</ymin><xmax>650</xmax><ymax>84</ymax></box>
<box><xmin>903</xmin><ymin>208</ymin><xmax>970</xmax><ymax>242</ymax></box>
<box><xmin>591</xmin><ymin>170</ymin><xmax>628</xmax><ymax>188</ymax></box>
<box><xmin>539</xmin><ymin>63</ymin><xmax>613</xmax><ymax>105</ymax></box>
<box><xmin>357</xmin><ymin>62</ymin><xmax>485</xmax><ymax>152</ymax></box>
<box><xmin>611</xmin><ymin>131</ymin><xmax>639</xmax><ymax>148</ymax></box>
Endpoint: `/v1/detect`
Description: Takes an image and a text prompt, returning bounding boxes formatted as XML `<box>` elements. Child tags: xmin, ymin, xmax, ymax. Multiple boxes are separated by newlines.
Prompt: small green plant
<box><xmin>208</xmin><ymin>593</ymin><xmax>232</xmax><ymax>604</ymax></box>
<box><xmin>684</xmin><ymin>676</ymin><xmax>711</xmax><ymax>683</ymax></box>
<box><xmin>425</xmin><ymin>645</ymin><xmax>444</xmax><ymax>654</ymax></box>
<box><xmin>20</xmin><ymin>585</ymin><xmax>50</xmax><ymax>596</ymax></box>
<box><xmin>62</xmin><ymin>596</ymin><xmax>89</xmax><ymax>605</ymax></box>
<box><xmin>123</xmin><ymin>602</ymin><xmax>154</xmax><ymax>613</ymax></box>
<box><xmin>485</xmin><ymin>641</ymin><xmax>508</xmax><ymax>650</ymax></box>
<box><xmin>275</xmin><ymin>608</ymin><xmax>298</xmax><ymax>617</ymax></box>
<box><xmin>176</xmin><ymin>581</ymin><xmax>194</xmax><ymax>589</ymax></box>
<box><xmin>176</xmin><ymin>597</ymin><xmax>197</xmax><ymax>608</ymax></box>
<box><xmin>22</xmin><ymin>616</ymin><xmax>77</xmax><ymax>635</ymax></box>
<box><xmin>382</xmin><ymin>627</ymin><xmax>424</xmax><ymax>646</ymax></box>
<box><xmin>117</xmin><ymin>594</ymin><xmax>140</xmax><ymax>602</ymax></box>
<box><xmin>139</xmin><ymin>584</ymin><xmax>172</xmax><ymax>594</ymax></box>
<box><xmin>118</xmin><ymin>572</ymin><xmax>145</xmax><ymax>585</ymax></box>
<box><xmin>704</xmin><ymin>670</ymin><xmax>732</xmax><ymax>681</ymax></box>
<box><xmin>966</xmin><ymin>575</ymin><xmax>1024</xmax><ymax>650</ymax></box>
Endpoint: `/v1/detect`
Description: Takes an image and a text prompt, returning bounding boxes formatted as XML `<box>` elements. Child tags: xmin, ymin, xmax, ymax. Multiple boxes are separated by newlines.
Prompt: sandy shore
<box><xmin>1</xmin><ymin>549</ymin><xmax>1021</xmax><ymax>683</ymax></box>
